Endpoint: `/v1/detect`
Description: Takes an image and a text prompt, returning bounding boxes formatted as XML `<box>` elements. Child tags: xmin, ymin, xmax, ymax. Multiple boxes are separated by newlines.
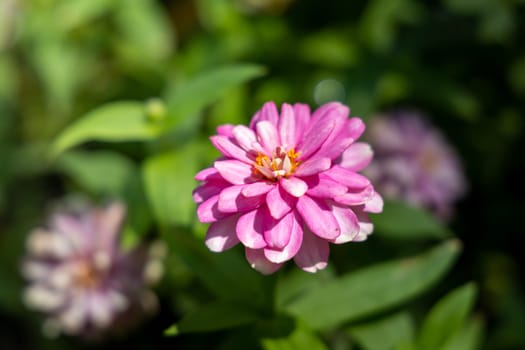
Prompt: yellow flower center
<box><xmin>254</xmin><ymin>147</ymin><xmax>300</xmax><ymax>180</ymax></box>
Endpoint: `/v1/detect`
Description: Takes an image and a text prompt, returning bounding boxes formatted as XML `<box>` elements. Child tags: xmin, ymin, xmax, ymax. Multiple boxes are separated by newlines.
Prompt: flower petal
<box><xmin>264</xmin><ymin>210</ymin><xmax>293</xmax><ymax>249</ymax></box>
<box><xmin>217</xmin><ymin>124</ymin><xmax>234</xmax><ymax>136</ymax></box>
<box><xmin>214</xmin><ymin>159</ymin><xmax>254</xmax><ymax>185</ymax></box>
<box><xmin>256</xmin><ymin>120</ymin><xmax>280</xmax><ymax>154</ymax></box>
<box><xmin>205</xmin><ymin>215</ymin><xmax>241</xmax><ymax>252</ymax></box>
<box><xmin>296</xmin><ymin>115</ymin><xmax>336</xmax><ymax>160</ymax></box>
<box><xmin>337</xmin><ymin>142</ymin><xmax>373</xmax><ymax>171</ymax></box>
<box><xmin>236</xmin><ymin>208</ymin><xmax>266</xmax><ymax>249</ymax></box>
<box><xmin>266</xmin><ymin>185</ymin><xmax>297</xmax><ymax>220</ymax></box>
<box><xmin>241</xmin><ymin>181</ymin><xmax>275</xmax><ymax>197</ymax></box>
<box><xmin>324</xmin><ymin>165</ymin><xmax>370</xmax><ymax>189</ymax></box>
<box><xmin>218</xmin><ymin>185</ymin><xmax>264</xmax><ymax>213</ymax></box>
<box><xmin>280</xmin><ymin>176</ymin><xmax>308</xmax><ymax>197</ymax></box>
<box><xmin>293</xmin><ymin>229</ymin><xmax>329</xmax><ymax>273</ymax></box>
<box><xmin>329</xmin><ymin>202</ymin><xmax>360</xmax><ymax>244</ymax></box>
<box><xmin>304</xmin><ymin>174</ymin><xmax>348</xmax><ymax>198</ymax></box>
<box><xmin>333</xmin><ymin>186</ymin><xmax>374</xmax><ymax>206</ymax></box>
<box><xmin>232</xmin><ymin>125</ymin><xmax>257</xmax><ymax>152</ymax></box>
<box><xmin>264</xmin><ymin>211</ymin><xmax>303</xmax><ymax>263</ymax></box>
<box><xmin>195</xmin><ymin>167</ymin><xmax>221</xmax><ymax>181</ymax></box>
<box><xmin>210</xmin><ymin>135</ymin><xmax>252</xmax><ymax>163</ymax></box>
<box><xmin>245</xmin><ymin>248</ymin><xmax>283</xmax><ymax>274</ymax></box>
<box><xmin>197</xmin><ymin>195</ymin><xmax>227</xmax><ymax>223</ymax></box>
<box><xmin>353</xmin><ymin>207</ymin><xmax>374</xmax><ymax>241</ymax></box>
<box><xmin>363</xmin><ymin>191</ymin><xmax>384</xmax><ymax>213</ymax></box>
<box><xmin>193</xmin><ymin>179</ymin><xmax>229</xmax><ymax>203</ymax></box>
<box><xmin>296</xmin><ymin>195</ymin><xmax>340</xmax><ymax>240</ymax></box>
<box><xmin>278</xmin><ymin>103</ymin><xmax>298</xmax><ymax>149</ymax></box>
<box><xmin>294</xmin><ymin>157</ymin><xmax>331</xmax><ymax>176</ymax></box>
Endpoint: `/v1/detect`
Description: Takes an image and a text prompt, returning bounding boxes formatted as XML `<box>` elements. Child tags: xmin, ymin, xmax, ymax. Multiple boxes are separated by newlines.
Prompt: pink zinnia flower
<box><xmin>22</xmin><ymin>202</ymin><xmax>165</xmax><ymax>338</ymax></box>
<box><xmin>365</xmin><ymin>111</ymin><xmax>467</xmax><ymax>221</ymax></box>
<box><xmin>193</xmin><ymin>102</ymin><xmax>383</xmax><ymax>274</ymax></box>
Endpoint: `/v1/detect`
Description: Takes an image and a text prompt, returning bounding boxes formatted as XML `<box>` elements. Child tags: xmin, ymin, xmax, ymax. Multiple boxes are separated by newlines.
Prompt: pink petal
<box><xmin>308</xmin><ymin>104</ymin><xmax>351</xmax><ymax>160</ymax></box>
<box><xmin>347</xmin><ymin>117</ymin><xmax>366</xmax><ymax>140</ymax></box>
<box><xmin>363</xmin><ymin>191</ymin><xmax>384</xmax><ymax>213</ymax></box>
<box><xmin>293</xmin><ymin>229</ymin><xmax>329</xmax><ymax>273</ymax></box>
<box><xmin>205</xmin><ymin>215</ymin><xmax>241</xmax><ymax>252</ymax></box>
<box><xmin>324</xmin><ymin>165</ymin><xmax>370</xmax><ymax>189</ymax></box>
<box><xmin>333</xmin><ymin>186</ymin><xmax>374</xmax><ymax>206</ymax></box>
<box><xmin>256</xmin><ymin>120</ymin><xmax>280</xmax><ymax>154</ymax></box>
<box><xmin>310</xmin><ymin>102</ymin><xmax>349</xmax><ymax>124</ymax></box>
<box><xmin>197</xmin><ymin>195</ymin><xmax>227</xmax><ymax>223</ymax></box>
<box><xmin>329</xmin><ymin>202</ymin><xmax>360</xmax><ymax>244</ymax></box>
<box><xmin>266</xmin><ymin>186</ymin><xmax>297</xmax><ymax>220</ymax></box>
<box><xmin>193</xmin><ymin>179</ymin><xmax>230</xmax><ymax>203</ymax></box>
<box><xmin>218</xmin><ymin>185</ymin><xmax>264</xmax><ymax>213</ymax></box>
<box><xmin>241</xmin><ymin>181</ymin><xmax>275</xmax><ymax>197</ymax></box>
<box><xmin>304</xmin><ymin>175</ymin><xmax>348</xmax><ymax>198</ymax></box>
<box><xmin>260</xmin><ymin>101</ymin><xmax>279</xmax><ymax>126</ymax></box>
<box><xmin>294</xmin><ymin>157</ymin><xmax>331</xmax><ymax>176</ymax></box>
<box><xmin>296</xmin><ymin>195</ymin><xmax>340</xmax><ymax>240</ymax></box>
<box><xmin>233</xmin><ymin>125</ymin><xmax>257</xmax><ymax>152</ymax></box>
<box><xmin>296</xmin><ymin>115</ymin><xmax>337</xmax><ymax>161</ymax></box>
<box><xmin>210</xmin><ymin>135</ymin><xmax>252</xmax><ymax>163</ymax></box>
<box><xmin>217</xmin><ymin>124</ymin><xmax>234</xmax><ymax>137</ymax></box>
<box><xmin>353</xmin><ymin>207</ymin><xmax>374</xmax><ymax>241</ymax></box>
<box><xmin>245</xmin><ymin>248</ymin><xmax>283</xmax><ymax>274</ymax></box>
<box><xmin>263</xmin><ymin>211</ymin><xmax>293</xmax><ymax>249</ymax></box>
<box><xmin>293</xmin><ymin>103</ymin><xmax>311</xmax><ymax>138</ymax></box>
<box><xmin>280</xmin><ymin>176</ymin><xmax>308</xmax><ymax>197</ymax></box>
<box><xmin>214</xmin><ymin>159</ymin><xmax>254</xmax><ymax>185</ymax></box>
<box><xmin>337</xmin><ymin>142</ymin><xmax>373</xmax><ymax>171</ymax></box>
<box><xmin>236</xmin><ymin>208</ymin><xmax>266</xmax><ymax>249</ymax></box>
<box><xmin>264</xmin><ymin>211</ymin><xmax>303</xmax><ymax>263</ymax></box>
<box><xmin>278</xmin><ymin>103</ymin><xmax>298</xmax><ymax>149</ymax></box>
<box><xmin>195</xmin><ymin>167</ymin><xmax>221</xmax><ymax>181</ymax></box>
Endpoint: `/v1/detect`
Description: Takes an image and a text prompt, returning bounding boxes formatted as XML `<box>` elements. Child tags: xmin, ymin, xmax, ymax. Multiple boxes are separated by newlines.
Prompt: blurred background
<box><xmin>1</xmin><ymin>0</ymin><xmax>524</xmax><ymax>349</ymax></box>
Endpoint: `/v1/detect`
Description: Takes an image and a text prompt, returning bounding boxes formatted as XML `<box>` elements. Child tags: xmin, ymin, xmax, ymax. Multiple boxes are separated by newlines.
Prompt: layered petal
<box><xmin>214</xmin><ymin>159</ymin><xmax>254</xmax><ymax>185</ymax></box>
<box><xmin>245</xmin><ymin>248</ymin><xmax>283</xmax><ymax>275</ymax></box>
<box><xmin>205</xmin><ymin>214</ymin><xmax>240</xmax><ymax>252</ymax></box>
<box><xmin>294</xmin><ymin>229</ymin><xmax>329</xmax><ymax>273</ymax></box>
<box><xmin>296</xmin><ymin>195</ymin><xmax>340</xmax><ymax>240</ymax></box>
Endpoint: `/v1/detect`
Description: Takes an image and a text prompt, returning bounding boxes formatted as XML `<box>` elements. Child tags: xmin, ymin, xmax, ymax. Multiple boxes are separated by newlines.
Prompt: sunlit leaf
<box><xmin>142</xmin><ymin>145</ymin><xmax>200</xmax><ymax>227</ymax></box>
<box><xmin>51</xmin><ymin>101</ymin><xmax>162</xmax><ymax>157</ymax></box>
<box><xmin>372</xmin><ymin>200</ymin><xmax>449</xmax><ymax>240</ymax></box>
<box><xmin>348</xmin><ymin>312</ymin><xmax>415</xmax><ymax>350</ymax></box>
<box><xmin>163</xmin><ymin>64</ymin><xmax>266</xmax><ymax>133</ymax></box>
<box><xmin>285</xmin><ymin>240</ymin><xmax>461</xmax><ymax>330</ymax></box>
<box><xmin>418</xmin><ymin>282</ymin><xmax>478</xmax><ymax>350</ymax></box>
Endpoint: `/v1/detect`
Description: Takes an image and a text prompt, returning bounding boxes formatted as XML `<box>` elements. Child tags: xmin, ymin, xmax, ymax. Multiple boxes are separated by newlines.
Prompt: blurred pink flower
<box><xmin>365</xmin><ymin>111</ymin><xmax>467</xmax><ymax>221</ymax></box>
<box><xmin>22</xmin><ymin>202</ymin><xmax>165</xmax><ymax>338</ymax></box>
<box><xmin>194</xmin><ymin>102</ymin><xmax>382</xmax><ymax>274</ymax></box>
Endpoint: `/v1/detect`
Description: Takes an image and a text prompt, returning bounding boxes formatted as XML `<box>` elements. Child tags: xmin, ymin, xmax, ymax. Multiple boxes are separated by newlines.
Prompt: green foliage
<box><xmin>348</xmin><ymin>312</ymin><xmax>415</xmax><ymax>350</ymax></box>
<box><xmin>417</xmin><ymin>283</ymin><xmax>478</xmax><ymax>350</ymax></box>
<box><xmin>284</xmin><ymin>240</ymin><xmax>461</xmax><ymax>330</ymax></box>
<box><xmin>142</xmin><ymin>145</ymin><xmax>201</xmax><ymax>228</ymax></box>
<box><xmin>51</xmin><ymin>101</ymin><xmax>163</xmax><ymax>156</ymax></box>
<box><xmin>372</xmin><ymin>200</ymin><xmax>449</xmax><ymax>240</ymax></box>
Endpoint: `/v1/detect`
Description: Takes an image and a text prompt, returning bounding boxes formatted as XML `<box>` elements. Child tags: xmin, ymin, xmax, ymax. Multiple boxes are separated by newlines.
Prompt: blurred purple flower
<box><xmin>193</xmin><ymin>102</ymin><xmax>382</xmax><ymax>274</ymax></box>
<box><xmin>22</xmin><ymin>202</ymin><xmax>165</xmax><ymax>338</ymax></box>
<box><xmin>365</xmin><ymin>111</ymin><xmax>467</xmax><ymax>221</ymax></box>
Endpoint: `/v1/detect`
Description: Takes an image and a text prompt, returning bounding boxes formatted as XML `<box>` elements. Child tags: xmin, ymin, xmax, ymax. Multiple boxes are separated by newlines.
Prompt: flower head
<box><xmin>22</xmin><ymin>202</ymin><xmax>165</xmax><ymax>338</ymax></box>
<box><xmin>193</xmin><ymin>102</ymin><xmax>382</xmax><ymax>274</ymax></box>
<box><xmin>364</xmin><ymin>111</ymin><xmax>466</xmax><ymax>221</ymax></box>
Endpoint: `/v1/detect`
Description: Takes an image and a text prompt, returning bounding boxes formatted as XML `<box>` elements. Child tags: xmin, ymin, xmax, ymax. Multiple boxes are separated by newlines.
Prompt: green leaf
<box><xmin>372</xmin><ymin>200</ymin><xmax>449</xmax><ymax>240</ymax></box>
<box><xmin>163</xmin><ymin>64</ymin><xmax>266</xmax><ymax>133</ymax></box>
<box><xmin>51</xmin><ymin>101</ymin><xmax>162</xmax><ymax>156</ymax></box>
<box><xmin>418</xmin><ymin>282</ymin><xmax>478</xmax><ymax>350</ymax></box>
<box><xmin>261</xmin><ymin>319</ymin><xmax>328</xmax><ymax>350</ymax></box>
<box><xmin>285</xmin><ymin>240</ymin><xmax>461</xmax><ymax>331</ymax></box>
<box><xmin>164</xmin><ymin>230</ymin><xmax>268</xmax><ymax>307</ymax></box>
<box><xmin>56</xmin><ymin>150</ymin><xmax>136</xmax><ymax>195</ymax></box>
<box><xmin>142</xmin><ymin>144</ymin><xmax>200</xmax><ymax>227</ymax></box>
<box><xmin>441</xmin><ymin>316</ymin><xmax>484</xmax><ymax>350</ymax></box>
<box><xmin>348</xmin><ymin>312</ymin><xmax>415</xmax><ymax>350</ymax></box>
<box><xmin>165</xmin><ymin>301</ymin><xmax>259</xmax><ymax>335</ymax></box>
